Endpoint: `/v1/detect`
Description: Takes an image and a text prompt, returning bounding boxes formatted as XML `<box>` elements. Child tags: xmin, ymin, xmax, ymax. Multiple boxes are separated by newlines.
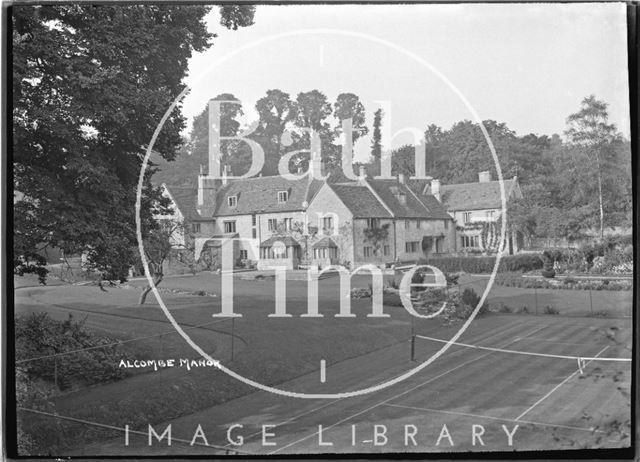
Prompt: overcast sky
<box><xmin>181</xmin><ymin>3</ymin><xmax>630</xmax><ymax>159</ymax></box>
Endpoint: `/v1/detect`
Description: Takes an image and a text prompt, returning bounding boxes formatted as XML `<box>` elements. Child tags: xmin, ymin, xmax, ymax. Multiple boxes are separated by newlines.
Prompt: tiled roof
<box><xmin>214</xmin><ymin>177</ymin><xmax>323</xmax><ymax>216</ymax></box>
<box><xmin>164</xmin><ymin>187</ymin><xmax>205</xmax><ymax>221</ymax></box>
<box><xmin>440</xmin><ymin>178</ymin><xmax>519</xmax><ymax>211</ymax></box>
<box><xmin>328</xmin><ymin>183</ymin><xmax>392</xmax><ymax>218</ymax></box>
<box><xmin>367</xmin><ymin>180</ymin><xmax>451</xmax><ymax>220</ymax></box>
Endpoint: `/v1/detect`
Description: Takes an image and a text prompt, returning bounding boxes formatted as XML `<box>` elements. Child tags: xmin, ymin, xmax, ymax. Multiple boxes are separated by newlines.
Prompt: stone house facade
<box><xmin>430</xmin><ymin>170</ymin><xmax>524</xmax><ymax>255</ymax></box>
<box><xmin>164</xmin><ymin>170</ymin><xmax>456</xmax><ymax>270</ymax></box>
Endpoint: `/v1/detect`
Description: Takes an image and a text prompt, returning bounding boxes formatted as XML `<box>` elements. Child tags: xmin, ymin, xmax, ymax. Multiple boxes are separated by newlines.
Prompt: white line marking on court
<box><xmin>415</xmin><ymin>335</ymin><xmax>628</xmax><ymax>362</ymax></box>
<box><xmin>227</xmin><ymin>319</ymin><xmax>528</xmax><ymax>450</ymax></box>
<box><xmin>268</xmin><ymin>324</ymin><xmax>546</xmax><ymax>454</ymax></box>
<box><xmin>320</xmin><ymin>359</ymin><xmax>326</xmax><ymax>383</ymax></box>
<box><xmin>382</xmin><ymin>403</ymin><xmax>604</xmax><ymax>434</ymax></box>
<box><xmin>516</xmin><ymin>337</ymin><xmax>602</xmax><ymax>347</ymax></box>
<box><xmin>514</xmin><ymin>346</ymin><xmax>609</xmax><ymax>422</ymax></box>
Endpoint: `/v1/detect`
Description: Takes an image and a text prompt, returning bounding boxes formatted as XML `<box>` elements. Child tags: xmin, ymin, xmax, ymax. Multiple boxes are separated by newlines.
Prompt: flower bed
<box><xmin>495</xmin><ymin>272</ymin><xmax>632</xmax><ymax>291</ymax></box>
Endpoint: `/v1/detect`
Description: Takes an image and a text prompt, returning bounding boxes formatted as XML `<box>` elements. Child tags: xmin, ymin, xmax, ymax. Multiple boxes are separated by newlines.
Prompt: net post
<box><xmin>231</xmin><ymin>317</ymin><xmax>235</xmax><ymax>362</ymax></box>
<box><xmin>410</xmin><ymin>335</ymin><xmax>416</xmax><ymax>362</ymax></box>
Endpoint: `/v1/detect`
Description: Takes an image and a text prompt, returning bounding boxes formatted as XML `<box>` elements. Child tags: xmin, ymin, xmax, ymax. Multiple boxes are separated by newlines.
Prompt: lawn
<box><xmin>455</xmin><ymin>274</ymin><xmax>632</xmax><ymax>318</ymax></box>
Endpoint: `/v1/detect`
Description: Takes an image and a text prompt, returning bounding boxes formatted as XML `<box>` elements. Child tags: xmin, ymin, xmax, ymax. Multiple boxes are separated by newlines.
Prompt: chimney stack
<box><xmin>197</xmin><ymin>174</ymin><xmax>218</xmax><ymax>217</ymax></box>
<box><xmin>431</xmin><ymin>179</ymin><xmax>441</xmax><ymax>201</ymax></box>
<box><xmin>222</xmin><ymin>165</ymin><xmax>229</xmax><ymax>186</ymax></box>
<box><xmin>358</xmin><ymin>165</ymin><xmax>367</xmax><ymax>179</ymax></box>
<box><xmin>398</xmin><ymin>173</ymin><xmax>406</xmax><ymax>184</ymax></box>
<box><xmin>478</xmin><ymin>171</ymin><xmax>491</xmax><ymax>183</ymax></box>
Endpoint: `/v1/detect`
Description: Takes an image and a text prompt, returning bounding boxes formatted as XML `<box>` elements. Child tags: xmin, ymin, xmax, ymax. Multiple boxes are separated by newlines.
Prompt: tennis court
<box><xmin>15</xmin><ymin>274</ymin><xmax>632</xmax><ymax>455</ymax></box>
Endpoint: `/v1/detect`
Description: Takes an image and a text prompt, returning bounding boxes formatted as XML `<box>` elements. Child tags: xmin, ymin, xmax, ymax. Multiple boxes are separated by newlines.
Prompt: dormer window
<box><xmin>228</xmin><ymin>196</ymin><xmax>237</xmax><ymax>207</ymax></box>
<box><xmin>277</xmin><ymin>190</ymin><xmax>289</xmax><ymax>203</ymax></box>
<box><xmin>397</xmin><ymin>193</ymin><xmax>406</xmax><ymax>205</ymax></box>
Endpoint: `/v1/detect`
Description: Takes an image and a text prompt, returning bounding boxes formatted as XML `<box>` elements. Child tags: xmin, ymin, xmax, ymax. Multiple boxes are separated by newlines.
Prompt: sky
<box><xmin>180</xmin><ymin>3</ymin><xmax>630</xmax><ymax>160</ymax></box>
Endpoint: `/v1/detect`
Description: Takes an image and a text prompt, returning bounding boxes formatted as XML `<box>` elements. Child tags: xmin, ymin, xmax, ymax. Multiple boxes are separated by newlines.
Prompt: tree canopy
<box><xmin>13</xmin><ymin>4</ymin><xmax>255</xmax><ymax>282</ymax></box>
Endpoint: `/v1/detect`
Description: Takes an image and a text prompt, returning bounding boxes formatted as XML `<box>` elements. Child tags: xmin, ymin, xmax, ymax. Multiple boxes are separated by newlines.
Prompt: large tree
<box><xmin>13</xmin><ymin>5</ymin><xmax>255</xmax><ymax>282</ymax></box>
<box><xmin>370</xmin><ymin>108</ymin><xmax>383</xmax><ymax>162</ymax></box>
<box><xmin>254</xmin><ymin>89</ymin><xmax>298</xmax><ymax>176</ymax></box>
<box><xmin>333</xmin><ymin>92</ymin><xmax>368</xmax><ymax>142</ymax></box>
<box><xmin>565</xmin><ymin>95</ymin><xmax>623</xmax><ymax>239</ymax></box>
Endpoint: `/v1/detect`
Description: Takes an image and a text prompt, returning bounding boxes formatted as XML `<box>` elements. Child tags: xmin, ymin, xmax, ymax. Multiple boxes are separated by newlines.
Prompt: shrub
<box><xmin>541</xmin><ymin>251</ymin><xmax>556</xmax><ymax>278</ymax></box>
<box><xmin>543</xmin><ymin>305</ymin><xmax>559</xmax><ymax>315</ymax></box>
<box><xmin>494</xmin><ymin>302</ymin><xmax>512</xmax><ymax>313</ymax></box>
<box><xmin>16</xmin><ymin>313</ymin><xmax>133</xmax><ymax>391</ymax></box>
<box><xmin>519</xmin><ymin>305</ymin><xmax>531</xmax><ymax>314</ymax></box>
<box><xmin>385</xmin><ymin>278</ymin><xmax>401</xmax><ymax>290</ymax></box>
<box><xmin>350</xmin><ymin>287</ymin><xmax>371</xmax><ymax>298</ymax></box>
<box><xmin>461</xmin><ymin>287</ymin><xmax>489</xmax><ymax>314</ymax></box>
<box><xmin>426</xmin><ymin>254</ymin><xmax>543</xmax><ymax>275</ymax></box>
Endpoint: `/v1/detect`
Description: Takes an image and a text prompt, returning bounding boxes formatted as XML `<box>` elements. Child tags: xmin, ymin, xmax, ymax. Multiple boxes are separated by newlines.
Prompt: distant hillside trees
<box><xmin>163</xmin><ymin>92</ymin><xmax>631</xmax><ymax>242</ymax></box>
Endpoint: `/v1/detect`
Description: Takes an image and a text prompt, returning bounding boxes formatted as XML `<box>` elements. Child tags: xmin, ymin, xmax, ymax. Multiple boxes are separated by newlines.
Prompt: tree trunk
<box><xmin>139</xmin><ymin>274</ymin><xmax>163</xmax><ymax>305</ymax></box>
<box><xmin>595</xmin><ymin>151</ymin><xmax>604</xmax><ymax>240</ymax></box>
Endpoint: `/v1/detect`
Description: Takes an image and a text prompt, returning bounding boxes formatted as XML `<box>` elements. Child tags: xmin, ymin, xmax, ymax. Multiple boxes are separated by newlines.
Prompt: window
<box><xmin>463</xmin><ymin>212</ymin><xmax>471</xmax><ymax>224</ymax></box>
<box><xmin>191</xmin><ymin>223</ymin><xmax>201</xmax><ymax>233</ymax></box>
<box><xmin>283</xmin><ymin>218</ymin><xmax>292</xmax><ymax>230</ymax></box>
<box><xmin>405</xmin><ymin>241</ymin><xmax>420</xmax><ymax>253</ymax></box>
<box><xmin>487</xmin><ymin>210</ymin><xmax>495</xmax><ymax>219</ymax></box>
<box><xmin>277</xmin><ymin>191</ymin><xmax>289</xmax><ymax>203</ymax></box>
<box><xmin>444</xmin><ymin>220</ymin><xmax>449</xmax><ymax>230</ymax></box>
<box><xmin>363</xmin><ymin>246</ymin><xmax>373</xmax><ymax>258</ymax></box>
<box><xmin>418</xmin><ymin>220</ymin><xmax>423</xmax><ymax>229</ymax></box>
<box><xmin>268</xmin><ymin>219</ymin><xmax>278</xmax><ymax>231</ymax></box>
<box><xmin>461</xmin><ymin>235</ymin><xmax>479</xmax><ymax>248</ymax></box>
<box><xmin>228</xmin><ymin>196</ymin><xmax>237</xmax><ymax>207</ymax></box>
<box><xmin>224</xmin><ymin>221</ymin><xmax>236</xmax><ymax>233</ymax></box>
<box><xmin>252</xmin><ymin>214</ymin><xmax>257</xmax><ymax>226</ymax></box>
<box><xmin>240</xmin><ymin>250</ymin><xmax>248</xmax><ymax>260</ymax></box>
<box><xmin>397</xmin><ymin>193</ymin><xmax>406</xmax><ymax>205</ymax></box>
<box><xmin>252</xmin><ymin>228</ymin><xmax>257</xmax><ymax>239</ymax></box>
<box><xmin>405</xmin><ymin>220</ymin><xmax>410</xmax><ymax>230</ymax></box>
<box><xmin>366</xmin><ymin>218</ymin><xmax>380</xmax><ymax>229</ymax></box>
<box><xmin>323</xmin><ymin>216</ymin><xmax>334</xmax><ymax>233</ymax></box>
<box><xmin>383</xmin><ymin>245</ymin><xmax>390</xmax><ymax>256</ymax></box>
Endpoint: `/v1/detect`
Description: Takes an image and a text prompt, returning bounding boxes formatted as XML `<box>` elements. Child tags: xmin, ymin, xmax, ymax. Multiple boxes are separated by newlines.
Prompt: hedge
<box><xmin>423</xmin><ymin>254</ymin><xmax>543</xmax><ymax>274</ymax></box>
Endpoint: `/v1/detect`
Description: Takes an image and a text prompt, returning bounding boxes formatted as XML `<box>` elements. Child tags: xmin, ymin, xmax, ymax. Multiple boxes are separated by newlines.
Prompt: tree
<box><xmin>138</xmin><ymin>218</ymin><xmax>188</xmax><ymax>305</ymax></box>
<box><xmin>254</xmin><ymin>89</ymin><xmax>298</xmax><ymax>176</ymax></box>
<box><xmin>371</xmin><ymin>108</ymin><xmax>383</xmax><ymax>162</ymax></box>
<box><xmin>13</xmin><ymin>5</ymin><xmax>255</xmax><ymax>282</ymax></box>
<box><xmin>155</xmin><ymin>93</ymin><xmax>247</xmax><ymax>187</ymax></box>
<box><xmin>424</xmin><ymin>124</ymin><xmax>444</xmax><ymax>173</ymax></box>
<box><xmin>565</xmin><ymin>95</ymin><xmax>622</xmax><ymax>239</ymax></box>
<box><xmin>218</xmin><ymin>5</ymin><xmax>256</xmax><ymax>30</ymax></box>
<box><xmin>333</xmin><ymin>92</ymin><xmax>368</xmax><ymax>143</ymax></box>
<box><xmin>294</xmin><ymin>90</ymin><xmax>337</xmax><ymax>169</ymax></box>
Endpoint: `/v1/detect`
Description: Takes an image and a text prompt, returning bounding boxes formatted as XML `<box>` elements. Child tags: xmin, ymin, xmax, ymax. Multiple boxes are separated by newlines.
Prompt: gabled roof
<box><xmin>214</xmin><ymin>176</ymin><xmax>323</xmax><ymax>216</ymax></box>
<box><xmin>259</xmin><ymin>235</ymin><xmax>301</xmax><ymax>247</ymax></box>
<box><xmin>328</xmin><ymin>183</ymin><xmax>392</xmax><ymax>218</ymax></box>
<box><xmin>313</xmin><ymin>237</ymin><xmax>338</xmax><ymax>248</ymax></box>
<box><xmin>164</xmin><ymin>187</ymin><xmax>207</xmax><ymax>222</ymax></box>
<box><xmin>440</xmin><ymin>178</ymin><xmax>519</xmax><ymax>211</ymax></box>
<box><xmin>366</xmin><ymin>180</ymin><xmax>451</xmax><ymax>220</ymax></box>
